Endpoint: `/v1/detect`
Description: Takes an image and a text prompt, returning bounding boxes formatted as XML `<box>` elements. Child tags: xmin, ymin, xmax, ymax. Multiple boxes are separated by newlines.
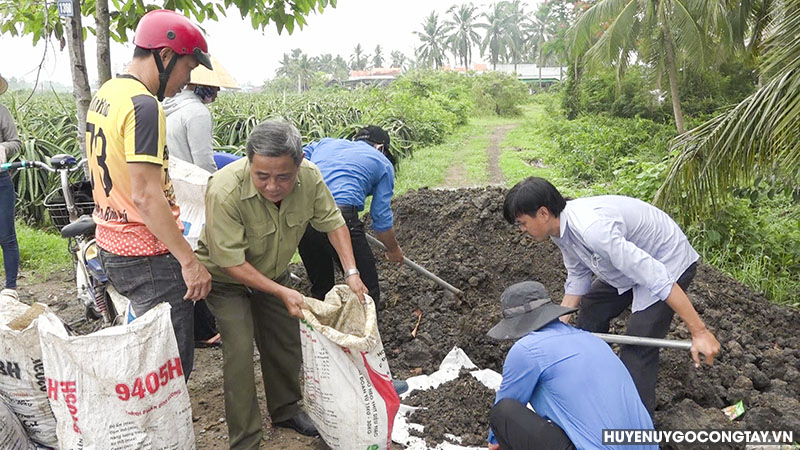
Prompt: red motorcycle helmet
<box><xmin>133</xmin><ymin>9</ymin><xmax>212</xmax><ymax>100</ymax></box>
<box><xmin>134</xmin><ymin>9</ymin><xmax>212</xmax><ymax>69</ymax></box>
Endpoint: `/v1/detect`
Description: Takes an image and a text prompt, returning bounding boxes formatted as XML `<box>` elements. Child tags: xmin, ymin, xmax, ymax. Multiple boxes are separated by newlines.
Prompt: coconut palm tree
<box><xmin>372</xmin><ymin>45</ymin><xmax>384</xmax><ymax>68</ymax></box>
<box><xmin>391</xmin><ymin>50</ymin><xmax>407</xmax><ymax>69</ymax></box>
<box><xmin>415</xmin><ymin>11</ymin><xmax>447</xmax><ymax>69</ymax></box>
<box><xmin>524</xmin><ymin>6</ymin><xmax>552</xmax><ymax>88</ymax></box>
<box><xmin>504</xmin><ymin>0</ymin><xmax>528</xmax><ymax>72</ymax></box>
<box><xmin>478</xmin><ymin>2</ymin><xmax>511</xmax><ymax>70</ymax></box>
<box><xmin>444</xmin><ymin>3</ymin><xmax>482</xmax><ymax>69</ymax></box>
<box><xmin>569</xmin><ymin>0</ymin><xmax>732</xmax><ymax>134</ymax></box>
<box><xmin>294</xmin><ymin>54</ymin><xmax>315</xmax><ymax>92</ymax></box>
<box><xmin>655</xmin><ymin>0</ymin><xmax>800</xmax><ymax>218</ymax></box>
<box><xmin>313</xmin><ymin>53</ymin><xmax>334</xmax><ymax>73</ymax></box>
<box><xmin>276</xmin><ymin>52</ymin><xmax>293</xmax><ymax>78</ymax></box>
<box><xmin>350</xmin><ymin>43</ymin><xmax>369</xmax><ymax>71</ymax></box>
<box><xmin>333</xmin><ymin>55</ymin><xmax>349</xmax><ymax>79</ymax></box>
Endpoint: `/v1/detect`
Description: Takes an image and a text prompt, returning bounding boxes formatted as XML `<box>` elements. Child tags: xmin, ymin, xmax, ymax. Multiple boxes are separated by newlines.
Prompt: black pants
<box><xmin>297</xmin><ymin>206</ymin><xmax>381</xmax><ymax>309</ymax></box>
<box><xmin>576</xmin><ymin>262</ymin><xmax>697</xmax><ymax>414</ymax></box>
<box><xmin>489</xmin><ymin>399</ymin><xmax>575</xmax><ymax>450</ymax></box>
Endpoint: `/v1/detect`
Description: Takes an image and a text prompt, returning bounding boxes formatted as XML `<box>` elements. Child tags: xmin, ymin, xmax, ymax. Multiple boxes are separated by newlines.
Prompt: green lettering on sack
<box><xmin>300</xmin><ymin>319</ymin><xmax>314</xmax><ymax>331</ymax></box>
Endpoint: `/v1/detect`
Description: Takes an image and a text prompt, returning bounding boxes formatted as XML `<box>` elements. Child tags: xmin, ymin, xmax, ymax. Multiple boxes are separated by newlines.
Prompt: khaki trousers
<box><xmin>206</xmin><ymin>274</ymin><xmax>301</xmax><ymax>450</ymax></box>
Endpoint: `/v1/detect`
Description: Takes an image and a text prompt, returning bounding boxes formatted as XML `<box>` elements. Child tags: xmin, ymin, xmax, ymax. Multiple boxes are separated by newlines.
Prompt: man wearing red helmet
<box><xmin>86</xmin><ymin>9</ymin><xmax>213</xmax><ymax>379</ymax></box>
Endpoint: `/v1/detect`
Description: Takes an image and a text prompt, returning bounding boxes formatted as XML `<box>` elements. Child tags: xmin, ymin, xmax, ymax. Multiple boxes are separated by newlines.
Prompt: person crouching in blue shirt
<box><xmin>487</xmin><ymin>281</ymin><xmax>656</xmax><ymax>450</ymax></box>
<box><xmin>502</xmin><ymin>177</ymin><xmax>720</xmax><ymax>416</ymax></box>
<box><xmin>299</xmin><ymin>126</ymin><xmax>404</xmax><ymax>312</ymax></box>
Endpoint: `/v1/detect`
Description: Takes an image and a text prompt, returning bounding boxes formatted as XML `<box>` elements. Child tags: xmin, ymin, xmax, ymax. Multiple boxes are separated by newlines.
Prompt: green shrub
<box><xmin>544</xmin><ymin>114</ymin><xmax>675</xmax><ymax>191</ymax></box>
<box><xmin>470</xmin><ymin>71</ymin><xmax>530</xmax><ymax>117</ymax></box>
<box><xmin>568</xmin><ymin>62</ymin><xmax>757</xmax><ymax>121</ymax></box>
<box><xmin>685</xmin><ymin>198</ymin><xmax>799</xmax><ymax>306</ymax></box>
<box><xmin>577</xmin><ymin>67</ymin><xmax>670</xmax><ymax>122</ymax></box>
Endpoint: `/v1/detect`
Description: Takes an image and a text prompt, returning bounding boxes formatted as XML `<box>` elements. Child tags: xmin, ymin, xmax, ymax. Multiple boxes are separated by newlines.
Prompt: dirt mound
<box><xmin>370</xmin><ymin>187</ymin><xmax>799</xmax><ymax>445</ymax></box>
<box><xmin>406</xmin><ymin>371</ymin><xmax>494</xmax><ymax>447</ymax></box>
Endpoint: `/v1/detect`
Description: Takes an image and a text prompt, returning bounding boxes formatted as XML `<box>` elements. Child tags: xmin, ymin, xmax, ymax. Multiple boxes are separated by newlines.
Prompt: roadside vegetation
<box><xmin>0</xmin><ymin>222</ymin><xmax>71</xmax><ymax>281</ymax></box>
<box><xmin>501</xmin><ymin>94</ymin><xmax>799</xmax><ymax>307</ymax></box>
<box><xmin>2</xmin><ymin>0</ymin><xmax>797</xmax><ymax>308</ymax></box>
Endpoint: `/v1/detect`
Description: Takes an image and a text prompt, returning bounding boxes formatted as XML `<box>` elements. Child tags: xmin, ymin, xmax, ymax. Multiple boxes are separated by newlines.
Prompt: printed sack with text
<box><xmin>37</xmin><ymin>303</ymin><xmax>194</xmax><ymax>450</ymax></box>
<box><xmin>300</xmin><ymin>286</ymin><xmax>400</xmax><ymax>450</ymax></box>
<box><xmin>0</xmin><ymin>296</ymin><xmax>60</xmax><ymax>448</ymax></box>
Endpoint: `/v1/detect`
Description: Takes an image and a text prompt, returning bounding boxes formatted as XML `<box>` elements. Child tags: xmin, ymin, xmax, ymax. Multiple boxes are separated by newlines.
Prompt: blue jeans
<box><xmin>99</xmin><ymin>249</ymin><xmax>194</xmax><ymax>379</ymax></box>
<box><xmin>0</xmin><ymin>172</ymin><xmax>19</xmax><ymax>290</ymax></box>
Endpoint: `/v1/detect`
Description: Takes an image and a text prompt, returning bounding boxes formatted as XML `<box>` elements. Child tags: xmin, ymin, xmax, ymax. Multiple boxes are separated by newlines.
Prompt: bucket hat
<box><xmin>0</xmin><ymin>74</ymin><xmax>7</xmax><ymax>95</ymax></box>
<box><xmin>487</xmin><ymin>281</ymin><xmax>577</xmax><ymax>340</ymax></box>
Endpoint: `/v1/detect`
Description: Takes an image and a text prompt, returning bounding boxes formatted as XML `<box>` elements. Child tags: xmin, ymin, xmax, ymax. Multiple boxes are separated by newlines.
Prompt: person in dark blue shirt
<box><xmin>299</xmin><ymin>126</ymin><xmax>404</xmax><ymax>311</ymax></box>
<box><xmin>487</xmin><ymin>281</ymin><xmax>655</xmax><ymax>450</ymax></box>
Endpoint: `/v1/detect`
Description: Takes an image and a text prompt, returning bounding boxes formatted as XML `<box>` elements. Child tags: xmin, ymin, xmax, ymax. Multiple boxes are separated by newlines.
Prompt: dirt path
<box><xmin>487</xmin><ymin>124</ymin><xmax>516</xmax><ymax>185</ymax></box>
<box><xmin>443</xmin><ymin>124</ymin><xmax>516</xmax><ymax>188</ymax></box>
<box><xmin>442</xmin><ymin>162</ymin><xmax>468</xmax><ymax>188</ymax></box>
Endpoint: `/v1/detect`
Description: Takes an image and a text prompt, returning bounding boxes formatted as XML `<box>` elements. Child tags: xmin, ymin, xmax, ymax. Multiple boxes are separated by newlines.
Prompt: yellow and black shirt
<box><xmin>86</xmin><ymin>75</ymin><xmax>182</xmax><ymax>256</ymax></box>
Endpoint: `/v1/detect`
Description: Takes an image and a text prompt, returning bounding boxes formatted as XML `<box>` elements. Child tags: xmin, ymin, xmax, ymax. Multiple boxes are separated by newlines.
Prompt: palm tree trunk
<box><xmin>538</xmin><ymin>65</ymin><xmax>542</xmax><ymax>89</ymax></box>
<box><xmin>96</xmin><ymin>0</ymin><xmax>112</xmax><ymax>84</ymax></box>
<box><xmin>65</xmin><ymin>0</ymin><xmax>91</xmax><ymax>160</ymax></box>
<box><xmin>662</xmin><ymin>21</ymin><xmax>686</xmax><ymax>133</ymax></box>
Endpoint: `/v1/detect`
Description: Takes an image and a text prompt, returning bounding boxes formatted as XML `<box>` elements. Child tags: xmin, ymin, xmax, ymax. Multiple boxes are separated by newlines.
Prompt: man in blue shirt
<box><xmin>487</xmin><ymin>281</ymin><xmax>656</xmax><ymax>450</ymax></box>
<box><xmin>502</xmin><ymin>177</ymin><xmax>720</xmax><ymax>415</ymax></box>
<box><xmin>299</xmin><ymin>126</ymin><xmax>404</xmax><ymax>311</ymax></box>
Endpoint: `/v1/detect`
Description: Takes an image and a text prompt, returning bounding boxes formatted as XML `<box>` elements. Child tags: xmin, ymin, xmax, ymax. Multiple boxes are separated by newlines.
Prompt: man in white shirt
<box><xmin>502</xmin><ymin>176</ymin><xmax>720</xmax><ymax>414</ymax></box>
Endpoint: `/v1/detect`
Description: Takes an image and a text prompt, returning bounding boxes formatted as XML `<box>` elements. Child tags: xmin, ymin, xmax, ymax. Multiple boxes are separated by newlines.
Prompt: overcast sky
<box><xmin>1</xmin><ymin>0</ymin><xmax>543</xmax><ymax>88</ymax></box>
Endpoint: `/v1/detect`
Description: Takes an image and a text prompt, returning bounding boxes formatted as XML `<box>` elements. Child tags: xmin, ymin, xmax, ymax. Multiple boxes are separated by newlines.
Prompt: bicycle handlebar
<box><xmin>0</xmin><ymin>158</ymin><xmax>87</xmax><ymax>173</ymax></box>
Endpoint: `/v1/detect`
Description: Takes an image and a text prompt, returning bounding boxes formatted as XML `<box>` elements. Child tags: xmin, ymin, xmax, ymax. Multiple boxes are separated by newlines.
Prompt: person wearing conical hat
<box><xmin>163</xmin><ymin>56</ymin><xmax>239</xmax><ymax>173</ymax></box>
<box><xmin>486</xmin><ymin>281</ymin><xmax>655</xmax><ymax>450</ymax></box>
<box><xmin>0</xmin><ymin>73</ymin><xmax>22</xmax><ymax>301</ymax></box>
<box><xmin>163</xmin><ymin>57</ymin><xmax>238</xmax><ymax>349</ymax></box>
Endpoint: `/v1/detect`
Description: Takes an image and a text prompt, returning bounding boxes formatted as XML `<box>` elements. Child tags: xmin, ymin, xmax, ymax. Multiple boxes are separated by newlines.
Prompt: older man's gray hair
<box><xmin>246</xmin><ymin>120</ymin><xmax>303</xmax><ymax>165</ymax></box>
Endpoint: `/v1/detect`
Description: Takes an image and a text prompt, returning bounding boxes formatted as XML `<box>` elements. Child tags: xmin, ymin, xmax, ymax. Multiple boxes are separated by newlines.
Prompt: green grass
<box><xmin>500</xmin><ymin>103</ymin><xmax>560</xmax><ymax>186</ymax></box>
<box><xmin>499</xmin><ymin>103</ymin><xmax>595</xmax><ymax>198</ymax></box>
<box><xmin>0</xmin><ymin>221</ymin><xmax>72</xmax><ymax>282</ymax></box>
<box><xmin>395</xmin><ymin>115</ymin><xmax>518</xmax><ymax>194</ymax></box>
<box><xmin>394</xmin><ymin>122</ymin><xmax>475</xmax><ymax>194</ymax></box>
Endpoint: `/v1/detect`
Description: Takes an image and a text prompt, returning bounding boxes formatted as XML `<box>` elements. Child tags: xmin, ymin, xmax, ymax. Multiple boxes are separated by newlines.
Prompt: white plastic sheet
<box><xmin>391</xmin><ymin>347</ymin><xmax>502</xmax><ymax>450</ymax></box>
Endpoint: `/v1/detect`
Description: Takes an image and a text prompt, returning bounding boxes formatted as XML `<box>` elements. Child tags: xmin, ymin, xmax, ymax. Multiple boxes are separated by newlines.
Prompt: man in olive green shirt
<box><xmin>196</xmin><ymin>120</ymin><xmax>367</xmax><ymax>449</ymax></box>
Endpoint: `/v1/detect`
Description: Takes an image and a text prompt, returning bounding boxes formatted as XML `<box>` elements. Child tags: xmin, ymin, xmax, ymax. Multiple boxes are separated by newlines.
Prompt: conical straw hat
<box><xmin>0</xmin><ymin>74</ymin><xmax>7</xmax><ymax>95</ymax></box>
<box><xmin>190</xmin><ymin>55</ymin><xmax>239</xmax><ymax>89</ymax></box>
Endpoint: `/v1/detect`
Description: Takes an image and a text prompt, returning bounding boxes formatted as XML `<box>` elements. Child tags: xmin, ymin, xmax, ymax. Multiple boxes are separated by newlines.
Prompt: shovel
<box><xmin>366</xmin><ymin>234</ymin><xmax>464</xmax><ymax>298</ymax></box>
<box><xmin>592</xmin><ymin>332</ymin><xmax>692</xmax><ymax>350</ymax></box>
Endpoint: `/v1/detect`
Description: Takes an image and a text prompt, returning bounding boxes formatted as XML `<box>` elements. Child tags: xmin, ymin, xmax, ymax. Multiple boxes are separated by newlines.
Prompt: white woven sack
<box><xmin>300</xmin><ymin>286</ymin><xmax>400</xmax><ymax>450</ymax></box>
<box><xmin>37</xmin><ymin>303</ymin><xmax>195</xmax><ymax>450</ymax></box>
<box><xmin>169</xmin><ymin>157</ymin><xmax>211</xmax><ymax>250</ymax></box>
<box><xmin>0</xmin><ymin>397</ymin><xmax>37</xmax><ymax>450</ymax></box>
<box><xmin>0</xmin><ymin>298</ymin><xmax>60</xmax><ymax>448</ymax></box>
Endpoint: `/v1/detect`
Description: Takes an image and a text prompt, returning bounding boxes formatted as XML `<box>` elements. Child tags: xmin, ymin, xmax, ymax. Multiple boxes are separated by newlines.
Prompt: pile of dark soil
<box><xmin>405</xmin><ymin>371</ymin><xmax>495</xmax><ymax>447</ymax></box>
<box><xmin>367</xmin><ymin>187</ymin><xmax>799</xmax><ymax>446</ymax></box>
